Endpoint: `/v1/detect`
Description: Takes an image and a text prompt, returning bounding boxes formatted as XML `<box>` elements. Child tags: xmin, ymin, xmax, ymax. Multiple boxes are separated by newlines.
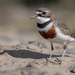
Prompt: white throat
<box><xmin>37</xmin><ymin>22</ymin><xmax>53</xmax><ymax>33</ymax></box>
<box><xmin>36</xmin><ymin>17</ymin><xmax>50</xmax><ymax>24</ymax></box>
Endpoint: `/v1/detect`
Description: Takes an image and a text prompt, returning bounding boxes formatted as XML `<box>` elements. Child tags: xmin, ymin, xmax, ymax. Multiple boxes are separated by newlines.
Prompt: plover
<box><xmin>30</xmin><ymin>8</ymin><xmax>75</xmax><ymax>65</ymax></box>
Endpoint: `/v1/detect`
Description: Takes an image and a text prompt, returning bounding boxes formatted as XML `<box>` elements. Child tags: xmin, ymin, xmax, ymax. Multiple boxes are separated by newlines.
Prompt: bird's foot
<box><xmin>42</xmin><ymin>58</ymin><xmax>51</xmax><ymax>65</ymax></box>
<box><xmin>55</xmin><ymin>58</ymin><xmax>62</xmax><ymax>65</ymax></box>
<box><xmin>42</xmin><ymin>58</ymin><xmax>62</xmax><ymax>65</ymax></box>
<box><xmin>42</xmin><ymin>58</ymin><xmax>57</xmax><ymax>65</ymax></box>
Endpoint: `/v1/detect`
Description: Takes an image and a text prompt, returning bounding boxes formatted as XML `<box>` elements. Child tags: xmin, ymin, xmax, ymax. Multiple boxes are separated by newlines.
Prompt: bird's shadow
<box><xmin>1</xmin><ymin>49</ymin><xmax>69</xmax><ymax>59</ymax></box>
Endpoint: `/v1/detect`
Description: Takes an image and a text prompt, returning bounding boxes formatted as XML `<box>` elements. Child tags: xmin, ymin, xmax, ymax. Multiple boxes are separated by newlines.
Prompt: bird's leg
<box><xmin>42</xmin><ymin>43</ymin><xmax>54</xmax><ymax>65</ymax></box>
<box><xmin>59</xmin><ymin>45</ymin><xmax>67</xmax><ymax>65</ymax></box>
<box><xmin>48</xmin><ymin>43</ymin><xmax>54</xmax><ymax>60</ymax></box>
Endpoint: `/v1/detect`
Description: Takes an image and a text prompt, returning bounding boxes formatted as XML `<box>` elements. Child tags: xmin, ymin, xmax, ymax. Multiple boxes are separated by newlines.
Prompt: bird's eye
<box><xmin>42</xmin><ymin>12</ymin><xmax>46</xmax><ymax>15</ymax></box>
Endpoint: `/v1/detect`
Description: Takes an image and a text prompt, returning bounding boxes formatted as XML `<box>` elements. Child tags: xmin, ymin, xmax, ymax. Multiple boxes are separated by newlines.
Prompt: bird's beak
<box><xmin>30</xmin><ymin>15</ymin><xmax>37</xmax><ymax>19</ymax></box>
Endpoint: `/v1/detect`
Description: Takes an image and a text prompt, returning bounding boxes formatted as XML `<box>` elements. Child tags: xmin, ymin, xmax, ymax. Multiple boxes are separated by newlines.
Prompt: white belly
<box><xmin>48</xmin><ymin>32</ymin><xmax>75</xmax><ymax>44</ymax></box>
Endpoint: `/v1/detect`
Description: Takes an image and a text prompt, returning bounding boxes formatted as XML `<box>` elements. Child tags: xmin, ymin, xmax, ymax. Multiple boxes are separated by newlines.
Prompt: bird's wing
<box><xmin>55</xmin><ymin>21</ymin><xmax>75</xmax><ymax>38</ymax></box>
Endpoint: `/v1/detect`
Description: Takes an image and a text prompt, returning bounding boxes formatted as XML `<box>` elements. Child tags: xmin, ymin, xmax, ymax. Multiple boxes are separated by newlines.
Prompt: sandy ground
<box><xmin>0</xmin><ymin>1</ymin><xmax>75</xmax><ymax>75</ymax></box>
<box><xmin>0</xmin><ymin>33</ymin><xmax>75</xmax><ymax>75</ymax></box>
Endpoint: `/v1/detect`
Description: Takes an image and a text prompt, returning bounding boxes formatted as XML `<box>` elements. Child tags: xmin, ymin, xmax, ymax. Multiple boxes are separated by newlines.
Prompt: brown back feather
<box><xmin>55</xmin><ymin>21</ymin><xmax>75</xmax><ymax>38</ymax></box>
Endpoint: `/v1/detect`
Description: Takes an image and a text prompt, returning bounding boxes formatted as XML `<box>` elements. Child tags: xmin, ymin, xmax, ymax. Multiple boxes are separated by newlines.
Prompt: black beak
<box><xmin>30</xmin><ymin>15</ymin><xmax>37</xmax><ymax>19</ymax></box>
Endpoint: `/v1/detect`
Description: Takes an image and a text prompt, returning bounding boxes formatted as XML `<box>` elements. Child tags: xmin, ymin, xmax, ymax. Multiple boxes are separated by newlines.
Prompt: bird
<box><xmin>30</xmin><ymin>8</ymin><xmax>75</xmax><ymax>65</ymax></box>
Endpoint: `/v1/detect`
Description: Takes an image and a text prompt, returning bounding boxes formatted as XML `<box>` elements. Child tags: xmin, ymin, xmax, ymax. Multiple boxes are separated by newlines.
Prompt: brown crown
<box><xmin>36</xmin><ymin>8</ymin><xmax>58</xmax><ymax>21</ymax></box>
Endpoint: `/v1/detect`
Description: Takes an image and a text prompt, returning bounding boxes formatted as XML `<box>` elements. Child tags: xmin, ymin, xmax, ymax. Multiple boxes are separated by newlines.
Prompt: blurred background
<box><xmin>0</xmin><ymin>0</ymin><xmax>75</xmax><ymax>45</ymax></box>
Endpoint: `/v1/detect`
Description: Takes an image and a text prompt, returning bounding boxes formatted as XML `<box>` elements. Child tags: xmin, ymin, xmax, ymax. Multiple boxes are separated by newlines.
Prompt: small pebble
<box><xmin>12</xmin><ymin>61</ymin><xmax>15</xmax><ymax>64</ymax></box>
<box><xmin>4</xmin><ymin>63</ymin><xmax>7</xmax><ymax>65</ymax></box>
<box><xmin>70</xmin><ymin>65</ymin><xmax>75</xmax><ymax>73</ymax></box>
<box><xmin>19</xmin><ymin>45</ymin><xmax>27</xmax><ymax>49</ymax></box>
<box><xmin>0</xmin><ymin>65</ymin><xmax>2</xmax><ymax>67</ymax></box>
<box><xmin>26</xmin><ymin>62</ymin><xmax>34</xmax><ymax>67</ymax></box>
<box><xmin>26</xmin><ymin>44</ymin><xmax>41</xmax><ymax>51</ymax></box>
<box><xmin>55</xmin><ymin>72</ymin><xmax>70</xmax><ymax>75</ymax></box>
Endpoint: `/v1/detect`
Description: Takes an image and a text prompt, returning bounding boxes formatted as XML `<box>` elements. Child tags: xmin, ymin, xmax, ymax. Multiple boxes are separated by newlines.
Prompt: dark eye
<box><xmin>42</xmin><ymin>12</ymin><xmax>46</xmax><ymax>15</ymax></box>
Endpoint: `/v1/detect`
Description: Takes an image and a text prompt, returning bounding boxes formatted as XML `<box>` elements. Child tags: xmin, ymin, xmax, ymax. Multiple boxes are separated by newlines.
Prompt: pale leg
<box><xmin>48</xmin><ymin>43</ymin><xmax>54</xmax><ymax>60</ymax></box>
<box><xmin>45</xmin><ymin>43</ymin><xmax>54</xmax><ymax>64</ymax></box>
<box><xmin>59</xmin><ymin>45</ymin><xmax>67</xmax><ymax>65</ymax></box>
<box><xmin>42</xmin><ymin>42</ymin><xmax>54</xmax><ymax>65</ymax></box>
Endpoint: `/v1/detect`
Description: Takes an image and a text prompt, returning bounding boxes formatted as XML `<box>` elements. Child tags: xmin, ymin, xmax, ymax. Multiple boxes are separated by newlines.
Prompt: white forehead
<box><xmin>35</xmin><ymin>11</ymin><xmax>42</xmax><ymax>14</ymax></box>
<box><xmin>35</xmin><ymin>11</ymin><xmax>48</xmax><ymax>14</ymax></box>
